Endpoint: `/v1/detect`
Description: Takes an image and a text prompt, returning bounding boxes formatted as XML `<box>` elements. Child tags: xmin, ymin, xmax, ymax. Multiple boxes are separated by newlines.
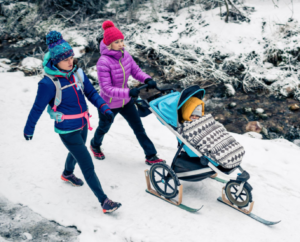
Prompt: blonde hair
<box><xmin>107</xmin><ymin>42</ymin><xmax>126</xmax><ymax>50</ymax></box>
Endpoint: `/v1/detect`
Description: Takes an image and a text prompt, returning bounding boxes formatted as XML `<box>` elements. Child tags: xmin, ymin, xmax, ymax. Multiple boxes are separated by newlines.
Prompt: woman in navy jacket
<box><xmin>24</xmin><ymin>31</ymin><xmax>121</xmax><ymax>214</ymax></box>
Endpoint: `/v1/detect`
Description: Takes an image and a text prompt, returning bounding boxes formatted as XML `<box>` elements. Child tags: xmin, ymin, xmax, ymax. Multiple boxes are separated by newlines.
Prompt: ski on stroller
<box><xmin>145</xmin><ymin>170</ymin><xmax>202</xmax><ymax>213</ymax></box>
<box><xmin>146</xmin><ymin>189</ymin><xmax>203</xmax><ymax>213</ymax></box>
<box><xmin>217</xmin><ymin>197</ymin><xmax>280</xmax><ymax>225</ymax></box>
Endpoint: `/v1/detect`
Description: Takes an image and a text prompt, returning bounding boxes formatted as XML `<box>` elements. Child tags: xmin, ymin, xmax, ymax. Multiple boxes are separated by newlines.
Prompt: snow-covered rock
<box><xmin>255</xmin><ymin>108</ymin><xmax>264</xmax><ymax>114</ymax></box>
<box><xmin>224</xmin><ymin>83</ymin><xmax>236</xmax><ymax>97</ymax></box>
<box><xmin>0</xmin><ymin>61</ymin><xmax>12</xmax><ymax>73</ymax></box>
<box><xmin>270</xmin><ymin>77</ymin><xmax>300</xmax><ymax>98</ymax></box>
<box><xmin>293</xmin><ymin>139</ymin><xmax>300</xmax><ymax>147</ymax></box>
<box><xmin>22</xmin><ymin>232</ymin><xmax>32</xmax><ymax>240</ymax></box>
<box><xmin>127</xmin><ymin>76</ymin><xmax>140</xmax><ymax>88</ymax></box>
<box><xmin>20</xmin><ymin>57</ymin><xmax>42</xmax><ymax>71</ymax></box>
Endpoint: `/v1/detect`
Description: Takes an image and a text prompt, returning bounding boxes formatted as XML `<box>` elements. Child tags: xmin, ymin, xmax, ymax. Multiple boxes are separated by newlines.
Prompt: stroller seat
<box><xmin>172</xmin><ymin>152</ymin><xmax>216</xmax><ymax>182</ymax></box>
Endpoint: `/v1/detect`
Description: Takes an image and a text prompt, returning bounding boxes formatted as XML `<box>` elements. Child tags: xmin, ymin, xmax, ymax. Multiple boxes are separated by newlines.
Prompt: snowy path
<box><xmin>0</xmin><ymin>72</ymin><xmax>300</xmax><ymax>242</ymax></box>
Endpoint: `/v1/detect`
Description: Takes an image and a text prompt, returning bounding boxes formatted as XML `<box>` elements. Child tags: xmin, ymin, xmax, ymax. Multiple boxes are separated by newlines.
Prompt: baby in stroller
<box><xmin>177</xmin><ymin>97</ymin><xmax>245</xmax><ymax>169</ymax></box>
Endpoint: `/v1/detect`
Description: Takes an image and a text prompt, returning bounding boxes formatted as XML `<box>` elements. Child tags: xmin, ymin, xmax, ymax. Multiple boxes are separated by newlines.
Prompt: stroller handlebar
<box><xmin>136</xmin><ymin>84</ymin><xmax>177</xmax><ymax>94</ymax></box>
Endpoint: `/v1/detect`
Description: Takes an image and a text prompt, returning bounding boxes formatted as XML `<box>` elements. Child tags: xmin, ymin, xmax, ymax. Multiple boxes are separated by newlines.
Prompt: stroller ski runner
<box><xmin>136</xmin><ymin>84</ymin><xmax>280</xmax><ymax>225</ymax></box>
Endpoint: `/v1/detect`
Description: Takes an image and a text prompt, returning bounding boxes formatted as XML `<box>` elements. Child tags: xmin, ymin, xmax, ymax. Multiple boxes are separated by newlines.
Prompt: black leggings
<box><xmin>59</xmin><ymin>125</ymin><xmax>107</xmax><ymax>204</ymax></box>
<box><xmin>91</xmin><ymin>99</ymin><xmax>157</xmax><ymax>159</ymax></box>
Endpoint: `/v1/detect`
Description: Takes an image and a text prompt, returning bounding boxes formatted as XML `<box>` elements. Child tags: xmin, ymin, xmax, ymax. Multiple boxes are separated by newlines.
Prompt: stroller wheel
<box><xmin>225</xmin><ymin>181</ymin><xmax>253</xmax><ymax>208</ymax></box>
<box><xmin>149</xmin><ymin>163</ymin><xmax>179</xmax><ymax>199</ymax></box>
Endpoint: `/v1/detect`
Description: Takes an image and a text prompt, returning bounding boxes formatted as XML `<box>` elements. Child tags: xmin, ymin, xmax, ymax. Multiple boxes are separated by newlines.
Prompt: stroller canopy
<box><xmin>149</xmin><ymin>85</ymin><xmax>205</xmax><ymax>128</ymax></box>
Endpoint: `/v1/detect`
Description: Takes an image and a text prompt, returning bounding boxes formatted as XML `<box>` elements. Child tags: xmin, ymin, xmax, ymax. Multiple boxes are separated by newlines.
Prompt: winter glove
<box><xmin>145</xmin><ymin>79</ymin><xmax>157</xmax><ymax>89</ymax></box>
<box><xmin>24</xmin><ymin>133</ymin><xmax>33</xmax><ymax>141</ymax></box>
<box><xmin>104</xmin><ymin>110</ymin><xmax>115</xmax><ymax>123</ymax></box>
<box><xmin>129</xmin><ymin>88</ymin><xmax>140</xmax><ymax>98</ymax></box>
<box><xmin>100</xmin><ymin>104</ymin><xmax>115</xmax><ymax>123</ymax></box>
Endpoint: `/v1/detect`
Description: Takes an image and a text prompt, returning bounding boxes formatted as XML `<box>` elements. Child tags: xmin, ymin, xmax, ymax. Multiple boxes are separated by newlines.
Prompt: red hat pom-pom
<box><xmin>103</xmin><ymin>21</ymin><xmax>114</xmax><ymax>30</ymax></box>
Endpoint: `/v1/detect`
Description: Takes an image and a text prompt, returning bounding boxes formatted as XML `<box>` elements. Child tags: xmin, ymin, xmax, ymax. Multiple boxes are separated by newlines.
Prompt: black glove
<box><xmin>129</xmin><ymin>88</ymin><xmax>140</xmax><ymax>98</ymax></box>
<box><xmin>145</xmin><ymin>79</ymin><xmax>157</xmax><ymax>89</ymax></box>
<box><xmin>104</xmin><ymin>110</ymin><xmax>115</xmax><ymax>123</ymax></box>
<box><xmin>24</xmin><ymin>133</ymin><xmax>33</xmax><ymax>141</ymax></box>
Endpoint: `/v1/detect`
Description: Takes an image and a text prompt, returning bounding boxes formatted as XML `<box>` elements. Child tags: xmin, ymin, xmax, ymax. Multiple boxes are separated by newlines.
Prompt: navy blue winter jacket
<box><xmin>24</xmin><ymin>55</ymin><xmax>106</xmax><ymax>135</ymax></box>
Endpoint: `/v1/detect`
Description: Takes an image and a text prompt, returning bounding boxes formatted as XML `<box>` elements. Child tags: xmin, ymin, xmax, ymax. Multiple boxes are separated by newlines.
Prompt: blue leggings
<box><xmin>91</xmin><ymin>99</ymin><xmax>157</xmax><ymax>159</ymax></box>
<box><xmin>59</xmin><ymin>125</ymin><xmax>107</xmax><ymax>204</ymax></box>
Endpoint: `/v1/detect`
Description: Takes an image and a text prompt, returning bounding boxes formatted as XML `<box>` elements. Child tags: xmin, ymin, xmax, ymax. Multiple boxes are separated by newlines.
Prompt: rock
<box><xmin>243</xmin><ymin>107</ymin><xmax>252</xmax><ymax>113</ymax></box>
<box><xmin>228</xmin><ymin>102</ymin><xmax>237</xmax><ymax>109</ymax></box>
<box><xmin>243</xmin><ymin>132</ymin><xmax>263</xmax><ymax>139</ymax></box>
<box><xmin>20</xmin><ymin>57</ymin><xmax>42</xmax><ymax>71</ymax></box>
<box><xmin>243</xmin><ymin>72</ymin><xmax>269</xmax><ymax>92</ymax></box>
<box><xmin>255</xmin><ymin>108</ymin><xmax>264</xmax><ymax>114</ymax></box>
<box><xmin>22</xmin><ymin>232</ymin><xmax>32</xmax><ymax>240</ymax></box>
<box><xmin>289</xmin><ymin>103</ymin><xmax>300</xmax><ymax>111</ymax></box>
<box><xmin>222</xmin><ymin>60</ymin><xmax>245</xmax><ymax>77</ymax></box>
<box><xmin>293</xmin><ymin>139</ymin><xmax>300</xmax><ymax>147</ymax></box>
<box><xmin>224</xmin><ymin>83</ymin><xmax>235</xmax><ymax>97</ymax></box>
<box><xmin>214</xmin><ymin>114</ymin><xmax>225</xmax><ymax>121</ymax></box>
<box><xmin>259</xmin><ymin>113</ymin><xmax>268</xmax><ymax>120</ymax></box>
<box><xmin>245</xmin><ymin>121</ymin><xmax>262</xmax><ymax>133</ymax></box>
<box><xmin>270</xmin><ymin>77</ymin><xmax>300</xmax><ymax>98</ymax></box>
<box><xmin>261</xmin><ymin>127</ymin><xmax>269</xmax><ymax>137</ymax></box>
<box><xmin>0</xmin><ymin>61</ymin><xmax>12</xmax><ymax>73</ymax></box>
<box><xmin>269</xmin><ymin>126</ymin><xmax>284</xmax><ymax>134</ymax></box>
<box><xmin>0</xmin><ymin>58</ymin><xmax>11</xmax><ymax>64</ymax></box>
<box><xmin>264</xmin><ymin>63</ymin><xmax>274</xmax><ymax>69</ymax></box>
<box><xmin>269</xmin><ymin>132</ymin><xmax>279</xmax><ymax>139</ymax></box>
<box><xmin>127</xmin><ymin>76</ymin><xmax>140</xmax><ymax>88</ymax></box>
<box><xmin>262</xmin><ymin>73</ymin><xmax>280</xmax><ymax>84</ymax></box>
<box><xmin>294</xmin><ymin>90</ymin><xmax>300</xmax><ymax>102</ymax></box>
<box><xmin>205</xmin><ymin>99</ymin><xmax>224</xmax><ymax>111</ymax></box>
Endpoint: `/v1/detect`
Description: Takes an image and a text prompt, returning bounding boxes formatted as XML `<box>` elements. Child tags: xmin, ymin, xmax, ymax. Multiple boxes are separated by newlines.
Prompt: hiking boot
<box><xmin>145</xmin><ymin>155</ymin><xmax>166</xmax><ymax>166</ymax></box>
<box><xmin>90</xmin><ymin>145</ymin><xmax>105</xmax><ymax>160</ymax></box>
<box><xmin>61</xmin><ymin>173</ymin><xmax>84</xmax><ymax>187</ymax></box>
<box><xmin>101</xmin><ymin>198</ymin><xmax>122</xmax><ymax>214</ymax></box>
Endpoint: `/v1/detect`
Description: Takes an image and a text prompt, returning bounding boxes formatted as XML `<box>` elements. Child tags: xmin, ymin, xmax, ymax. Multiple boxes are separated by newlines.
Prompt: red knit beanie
<box><xmin>102</xmin><ymin>20</ymin><xmax>124</xmax><ymax>46</ymax></box>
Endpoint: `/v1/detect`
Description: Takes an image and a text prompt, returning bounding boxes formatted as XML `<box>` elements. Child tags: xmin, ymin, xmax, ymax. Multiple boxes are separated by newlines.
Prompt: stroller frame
<box><xmin>149</xmin><ymin>106</ymin><xmax>245</xmax><ymax>182</ymax></box>
<box><xmin>140</xmin><ymin>85</ymin><xmax>253</xmax><ymax>213</ymax></box>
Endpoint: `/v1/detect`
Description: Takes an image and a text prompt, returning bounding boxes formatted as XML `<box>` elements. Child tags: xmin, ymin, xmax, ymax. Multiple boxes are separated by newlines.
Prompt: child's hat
<box><xmin>46</xmin><ymin>31</ymin><xmax>74</xmax><ymax>65</ymax></box>
<box><xmin>192</xmin><ymin>105</ymin><xmax>203</xmax><ymax>117</ymax></box>
<box><xmin>181</xmin><ymin>97</ymin><xmax>205</xmax><ymax>122</ymax></box>
<box><xmin>102</xmin><ymin>20</ymin><xmax>124</xmax><ymax>46</ymax></box>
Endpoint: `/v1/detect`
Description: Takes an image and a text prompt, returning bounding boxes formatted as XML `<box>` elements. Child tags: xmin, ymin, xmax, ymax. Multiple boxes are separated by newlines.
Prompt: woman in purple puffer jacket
<box><xmin>90</xmin><ymin>20</ymin><xmax>165</xmax><ymax>165</ymax></box>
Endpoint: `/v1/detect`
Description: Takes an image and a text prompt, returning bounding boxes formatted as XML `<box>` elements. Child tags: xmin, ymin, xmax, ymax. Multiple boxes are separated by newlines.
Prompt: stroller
<box><xmin>136</xmin><ymin>84</ymin><xmax>254</xmax><ymax>214</ymax></box>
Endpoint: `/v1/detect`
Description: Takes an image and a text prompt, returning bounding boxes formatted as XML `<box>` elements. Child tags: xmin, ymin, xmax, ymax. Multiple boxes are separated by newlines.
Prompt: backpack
<box><xmin>46</xmin><ymin>68</ymin><xmax>85</xmax><ymax>122</ymax></box>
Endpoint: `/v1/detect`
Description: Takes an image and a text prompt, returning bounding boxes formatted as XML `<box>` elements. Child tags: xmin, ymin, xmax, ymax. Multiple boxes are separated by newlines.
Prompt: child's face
<box><xmin>57</xmin><ymin>56</ymin><xmax>74</xmax><ymax>71</ymax></box>
<box><xmin>111</xmin><ymin>39</ymin><xmax>125</xmax><ymax>51</ymax></box>
<box><xmin>190</xmin><ymin>115</ymin><xmax>200</xmax><ymax>121</ymax></box>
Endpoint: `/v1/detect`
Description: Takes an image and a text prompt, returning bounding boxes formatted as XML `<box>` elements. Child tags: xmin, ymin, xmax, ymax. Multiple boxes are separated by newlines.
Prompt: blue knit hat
<box><xmin>46</xmin><ymin>31</ymin><xmax>74</xmax><ymax>65</ymax></box>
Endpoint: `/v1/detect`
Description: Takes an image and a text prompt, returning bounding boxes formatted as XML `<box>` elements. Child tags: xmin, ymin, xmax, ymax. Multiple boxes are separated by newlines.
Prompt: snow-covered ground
<box><xmin>1</xmin><ymin>71</ymin><xmax>300</xmax><ymax>241</ymax></box>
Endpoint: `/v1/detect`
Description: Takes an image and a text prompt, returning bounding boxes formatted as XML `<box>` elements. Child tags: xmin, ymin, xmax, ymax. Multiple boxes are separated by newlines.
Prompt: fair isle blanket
<box><xmin>177</xmin><ymin>114</ymin><xmax>245</xmax><ymax>169</ymax></box>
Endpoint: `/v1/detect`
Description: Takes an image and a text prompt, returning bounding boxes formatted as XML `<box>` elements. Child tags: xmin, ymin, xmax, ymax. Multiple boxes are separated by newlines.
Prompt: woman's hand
<box><xmin>145</xmin><ymin>79</ymin><xmax>157</xmax><ymax>89</ymax></box>
<box><xmin>104</xmin><ymin>110</ymin><xmax>115</xmax><ymax>123</ymax></box>
<box><xmin>100</xmin><ymin>104</ymin><xmax>115</xmax><ymax>123</ymax></box>
<box><xmin>129</xmin><ymin>88</ymin><xmax>140</xmax><ymax>98</ymax></box>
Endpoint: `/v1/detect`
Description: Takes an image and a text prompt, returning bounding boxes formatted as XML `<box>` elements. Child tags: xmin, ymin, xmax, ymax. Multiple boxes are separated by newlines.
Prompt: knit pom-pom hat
<box><xmin>102</xmin><ymin>20</ymin><xmax>124</xmax><ymax>46</ymax></box>
<box><xmin>46</xmin><ymin>31</ymin><xmax>74</xmax><ymax>65</ymax></box>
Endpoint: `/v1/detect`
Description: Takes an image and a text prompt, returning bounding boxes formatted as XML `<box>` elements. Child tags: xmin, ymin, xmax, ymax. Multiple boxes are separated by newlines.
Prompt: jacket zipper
<box><xmin>69</xmin><ymin>75</ymin><xmax>84</xmax><ymax>127</ymax></box>
<box><xmin>119</xmin><ymin>50</ymin><xmax>126</xmax><ymax>107</ymax></box>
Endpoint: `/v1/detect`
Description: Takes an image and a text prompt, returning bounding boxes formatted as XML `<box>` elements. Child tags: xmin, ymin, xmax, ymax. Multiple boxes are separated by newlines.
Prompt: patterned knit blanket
<box><xmin>177</xmin><ymin>114</ymin><xmax>245</xmax><ymax>169</ymax></box>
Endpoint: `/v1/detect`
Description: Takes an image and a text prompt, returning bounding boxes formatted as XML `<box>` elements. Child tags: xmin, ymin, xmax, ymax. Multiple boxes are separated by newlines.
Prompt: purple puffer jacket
<box><xmin>97</xmin><ymin>40</ymin><xmax>151</xmax><ymax>109</ymax></box>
